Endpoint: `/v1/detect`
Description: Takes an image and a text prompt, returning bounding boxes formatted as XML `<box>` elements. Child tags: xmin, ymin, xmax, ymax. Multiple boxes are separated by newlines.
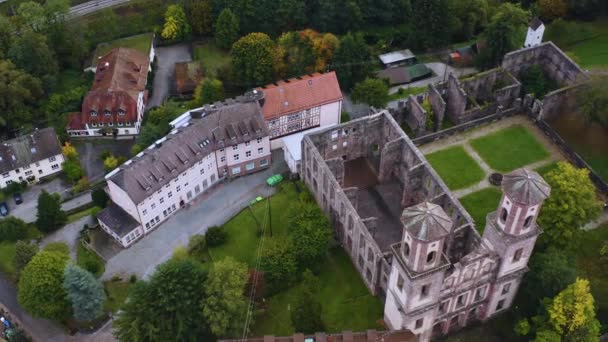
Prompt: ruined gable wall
<box><xmin>428</xmin><ymin>84</ymin><xmax>446</xmax><ymax>128</ymax></box>
<box><xmin>445</xmin><ymin>74</ymin><xmax>468</xmax><ymax>124</ymax></box>
<box><xmin>405</xmin><ymin>95</ymin><xmax>427</xmax><ymax>133</ymax></box>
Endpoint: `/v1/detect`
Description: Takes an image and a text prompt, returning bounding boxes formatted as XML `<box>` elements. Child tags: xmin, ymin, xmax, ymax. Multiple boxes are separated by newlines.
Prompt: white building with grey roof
<box><xmin>98</xmin><ymin>100</ymin><xmax>271</xmax><ymax>247</ymax></box>
<box><xmin>0</xmin><ymin>128</ymin><xmax>65</xmax><ymax>188</ymax></box>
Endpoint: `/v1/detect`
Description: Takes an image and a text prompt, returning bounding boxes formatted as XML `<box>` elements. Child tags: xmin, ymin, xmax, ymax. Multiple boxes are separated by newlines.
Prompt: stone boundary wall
<box><xmin>537</xmin><ymin>83</ymin><xmax>588</xmax><ymax>121</ymax></box>
<box><xmin>428</xmin><ymin>84</ymin><xmax>446</xmax><ymax>129</ymax></box>
<box><xmin>405</xmin><ymin>94</ymin><xmax>426</xmax><ymax>134</ymax></box>
<box><xmin>446</xmin><ymin>74</ymin><xmax>468</xmax><ymax>124</ymax></box>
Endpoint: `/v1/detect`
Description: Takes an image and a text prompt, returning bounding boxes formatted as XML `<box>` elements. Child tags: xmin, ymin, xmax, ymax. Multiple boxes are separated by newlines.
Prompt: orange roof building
<box><xmin>67</xmin><ymin>48</ymin><xmax>151</xmax><ymax>138</ymax></box>
<box><xmin>257</xmin><ymin>72</ymin><xmax>343</xmax><ymax>149</ymax></box>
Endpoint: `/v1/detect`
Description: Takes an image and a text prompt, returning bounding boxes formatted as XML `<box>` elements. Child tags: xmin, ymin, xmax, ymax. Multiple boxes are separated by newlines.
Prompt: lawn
<box><xmin>458</xmin><ymin>188</ymin><xmax>502</xmax><ymax>234</ymax></box>
<box><xmin>205</xmin><ymin>182</ymin><xmax>384</xmax><ymax>336</ymax></box>
<box><xmin>192</xmin><ymin>41</ymin><xmax>231</xmax><ymax>78</ymax></box>
<box><xmin>470</xmin><ymin>125</ymin><xmax>550</xmax><ymax>172</ymax></box>
<box><xmin>425</xmin><ymin>146</ymin><xmax>486</xmax><ymax>190</ymax></box>
<box><xmin>0</xmin><ymin>242</ymin><xmax>16</xmax><ymax>277</ymax></box>
<box><xmin>77</xmin><ymin>243</ymin><xmax>105</xmax><ymax>278</ymax></box>
<box><xmin>67</xmin><ymin>206</ymin><xmax>98</xmax><ymax>224</ymax></box>
<box><xmin>577</xmin><ymin>224</ymin><xmax>608</xmax><ymax>324</ymax></box>
<box><xmin>548</xmin><ymin>19</ymin><xmax>608</xmax><ymax>69</ymax></box>
<box><xmin>93</xmin><ymin>33</ymin><xmax>154</xmax><ymax>62</ymax></box>
<box><xmin>103</xmin><ymin>280</ymin><xmax>133</xmax><ymax>313</ymax></box>
<box><xmin>252</xmin><ymin>248</ymin><xmax>383</xmax><ymax>336</ymax></box>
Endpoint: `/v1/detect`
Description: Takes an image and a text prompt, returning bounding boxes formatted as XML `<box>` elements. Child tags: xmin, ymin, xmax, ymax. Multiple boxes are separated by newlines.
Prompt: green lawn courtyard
<box><xmin>470</xmin><ymin>125</ymin><xmax>550</xmax><ymax>172</ymax></box>
<box><xmin>205</xmin><ymin>182</ymin><xmax>383</xmax><ymax>335</ymax></box>
<box><xmin>192</xmin><ymin>41</ymin><xmax>231</xmax><ymax>78</ymax></box>
<box><xmin>425</xmin><ymin>146</ymin><xmax>485</xmax><ymax>190</ymax></box>
<box><xmin>93</xmin><ymin>33</ymin><xmax>154</xmax><ymax>62</ymax></box>
<box><xmin>458</xmin><ymin>188</ymin><xmax>502</xmax><ymax>233</ymax></box>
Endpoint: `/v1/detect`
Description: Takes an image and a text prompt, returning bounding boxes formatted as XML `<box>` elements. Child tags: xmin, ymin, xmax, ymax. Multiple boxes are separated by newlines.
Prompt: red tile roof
<box><xmin>257</xmin><ymin>72</ymin><xmax>343</xmax><ymax>120</ymax></box>
<box><xmin>68</xmin><ymin>48</ymin><xmax>149</xmax><ymax>130</ymax></box>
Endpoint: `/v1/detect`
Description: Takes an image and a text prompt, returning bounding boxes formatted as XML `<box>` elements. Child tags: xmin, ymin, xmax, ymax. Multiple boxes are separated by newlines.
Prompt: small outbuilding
<box><xmin>525</xmin><ymin>17</ymin><xmax>545</xmax><ymax>48</ymax></box>
<box><xmin>175</xmin><ymin>61</ymin><xmax>203</xmax><ymax>95</ymax></box>
<box><xmin>378</xmin><ymin>49</ymin><xmax>418</xmax><ymax>68</ymax></box>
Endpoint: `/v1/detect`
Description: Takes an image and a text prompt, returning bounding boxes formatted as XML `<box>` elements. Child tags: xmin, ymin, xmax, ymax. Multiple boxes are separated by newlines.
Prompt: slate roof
<box><xmin>97</xmin><ymin>203</ymin><xmax>140</xmax><ymax>237</ymax></box>
<box><xmin>69</xmin><ymin>48</ymin><xmax>149</xmax><ymax>131</ymax></box>
<box><xmin>0</xmin><ymin>128</ymin><xmax>62</xmax><ymax>174</ymax></box>
<box><xmin>401</xmin><ymin>202</ymin><xmax>451</xmax><ymax>241</ymax></box>
<box><xmin>108</xmin><ymin>101</ymin><xmax>269</xmax><ymax>204</ymax></box>
<box><xmin>529</xmin><ymin>17</ymin><xmax>544</xmax><ymax>30</ymax></box>
<box><xmin>502</xmin><ymin>168</ymin><xmax>550</xmax><ymax>205</ymax></box>
<box><xmin>257</xmin><ymin>72</ymin><xmax>343</xmax><ymax>120</ymax></box>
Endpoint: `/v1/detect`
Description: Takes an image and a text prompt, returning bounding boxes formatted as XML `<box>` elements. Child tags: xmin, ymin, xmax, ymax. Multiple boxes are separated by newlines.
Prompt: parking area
<box><xmin>101</xmin><ymin>150</ymin><xmax>288</xmax><ymax>280</ymax></box>
<box><xmin>4</xmin><ymin>178</ymin><xmax>72</xmax><ymax>223</ymax></box>
<box><xmin>74</xmin><ymin>140</ymin><xmax>135</xmax><ymax>182</ymax></box>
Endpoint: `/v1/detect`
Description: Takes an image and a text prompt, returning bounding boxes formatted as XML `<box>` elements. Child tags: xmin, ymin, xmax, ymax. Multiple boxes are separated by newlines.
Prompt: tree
<box><xmin>332</xmin><ymin>33</ymin><xmax>372</xmax><ymax>90</ymax></box>
<box><xmin>412</xmin><ymin>0</ymin><xmax>456</xmax><ymax>49</ymax></box>
<box><xmin>13</xmin><ymin>241</ymin><xmax>38</xmax><ymax>277</ymax></box>
<box><xmin>203</xmin><ymin>257</ymin><xmax>249</xmax><ymax>337</ymax></box>
<box><xmin>520</xmin><ymin>64</ymin><xmax>557</xmax><ymax>98</ymax></box>
<box><xmin>193</xmin><ymin>78</ymin><xmax>225</xmax><ymax>106</ymax></box>
<box><xmin>215</xmin><ymin>9</ymin><xmax>239</xmax><ymax>49</ymax></box>
<box><xmin>18</xmin><ymin>250</ymin><xmax>70</xmax><ymax>320</ymax></box>
<box><xmin>0</xmin><ymin>217</ymin><xmax>29</xmax><ymax>242</ymax></box>
<box><xmin>103</xmin><ymin>155</ymin><xmax>119</xmax><ymax>172</ymax></box>
<box><xmin>580</xmin><ymin>77</ymin><xmax>608</xmax><ymax>128</ymax></box>
<box><xmin>161</xmin><ymin>5</ymin><xmax>191</xmax><ymax>41</ymax></box>
<box><xmin>351</xmin><ymin>78</ymin><xmax>390</xmax><ymax>108</ymax></box>
<box><xmin>276</xmin><ymin>0</ymin><xmax>307</xmax><ymax>32</ymax></box>
<box><xmin>291</xmin><ymin>270</ymin><xmax>324</xmax><ymax>333</ymax></box>
<box><xmin>0</xmin><ymin>15</ymin><xmax>13</xmax><ymax>57</ymax></box>
<box><xmin>538</xmin><ymin>0</ymin><xmax>568</xmax><ymax>21</ymax></box>
<box><xmin>114</xmin><ymin>257</ymin><xmax>209</xmax><ymax>341</ymax></box>
<box><xmin>453</xmin><ymin>0</ymin><xmax>489</xmax><ymax>40</ymax></box>
<box><xmin>184</xmin><ymin>0</ymin><xmax>213</xmax><ymax>36</ymax></box>
<box><xmin>259</xmin><ymin>239</ymin><xmax>298</xmax><ymax>294</ymax></box>
<box><xmin>546</xmin><ymin>278</ymin><xmax>600</xmax><ymax>341</ymax></box>
<box><xmin>63</xmin><ymin>264</ymin><xmax>105</xmax><ymax>321</ymax></box>
<box><xmin>36</xmin><ymin>190</ymin><xmax>67</xmax><ymax>233</ymax></box>
<box><xmin>8</xmin><ymin>30</ymin><xmax>58</xmax><ymax>88</ymax></box>
<box><xmin>0</xmin><ymin>60</ymin><xmax>43</xmax><ymax>131</ymax></box>
<box><xmin>231</xmin><ymin>33</ymin><xmax>276</xmax><ymax>87</ymax></box>
<box><xmin>62</xmin><ymin>160</ymin><xmax>83</xmax><ymax>183</ymax></box>
<box><xmin>205</xmin><ymin>226</ymin><xmax>227</xmax><ymax>246</ymax></box>
<box><xmin>533</xmin><ymin>329</ymin><xmax>562</xmax><ymax>342</ymax></box>
<box><xmin>62</xmin><ymin>142</ymin><xmax>78</xmax><ymax>160</ymax></box>
<box><xmin>476</xmin><ymin>3</ymin><xmax>529</xmax><ymax>69</ymax></box>
<box><xmin>17</xmin><ymin>2</ymin><xmax>46</xmax><ymax>31</ymax></box>
<box><xmin>538</xmin><ymin>162</ymin><xmax>602</xmax><ymax>250</ymax></box>
<box><xmin>275</xmin><ymin>31</ymin><xmax>317</xmax><ymax>78</ymax></box>
<box><xmin>289</xmin><ymin>201</ymin><xmax>332</xmax><ymax>272</ymax></box>
<box><xmin>92</xmin><ymin>189</ymin><xmax>109</xmax><ymax>208</ymax></box>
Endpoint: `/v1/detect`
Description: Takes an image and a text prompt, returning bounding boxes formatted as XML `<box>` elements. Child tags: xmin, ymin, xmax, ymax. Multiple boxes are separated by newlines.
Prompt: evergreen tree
<box><xmin>332</xmin><ymin>33</ymin><xmax>372</xmax><ymax>90</ymax></box>
<box><xmin>63</xmin><ymin>264</ymin><xmax>105</xmax><ymax>321</ymax></box>
<box><xmin>36</xmin><ymin>190</ymin><xmax>67</xmax><ymax>233</ymax></box>
<box><xmin>215</xmin><ymin>9</ymin><xmax>240</xmax><ymax>49</ymax></box>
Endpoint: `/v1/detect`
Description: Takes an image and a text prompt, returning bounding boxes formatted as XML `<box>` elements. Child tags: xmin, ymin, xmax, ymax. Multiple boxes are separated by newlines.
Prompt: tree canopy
<box><xmin>13</xmin><ymin>241</ymin><xmax>39</xmax><ymax>278</ymax></box>
<box><xmin>63</xmin><ymin>263</ymin><xmax>106</xmax><ymax>321</ymax></box>
<box><xmin>161</xmin><ymin>4</ymin><xmax>191</xmax><ymax>41</ymax></box>
<box><xmin>259</xmin><ymin>239</ymin><xmax>298</xmax><ymax>295</ymax></box>
<box><xmin>580</xmin><ymin>77</ymin><xmax>608</xmax><ymax>128</ymax></box>
<box><xmin>36</xmin><ymin>190</ymin><xmax>67</xmax><ymax>233</ymax></box>
<box><xmin>231</xmin><ymin>32</ymin><xmax>276</xmax><ymax>87</ymax></box>
<box><xmin>0</xmin><ymin>59</ymin><xmax>43</xmax><ymax>131</ymax></box>
<box><xmin>288</xmin><ymin>200</ymin><xmax>332</xmax><ymax>272</ymax></box>
<box><xmin>291</xmin><ymin>270</ymin><xmax>324</xmax><ymax>334</ymax></box>
<box><xmin>351</xmin><ymin>78</ymin><xmax>390</xmax><ymax>108</ymax></box>
<box><xmin>332</xmin><ymin>33</ymin><xmax>372</xmax><ymax>90</ymax></box>
<box><xmin>215</xmin><ymin>8</ymin><xmax>240</xmax><ymax>49</ymax></box>
<box><xmin>0</xmin><ymin>217</ymin><xmax>29</xmax><ymax>242</ymax></box>
<box><xmin>193</xmin><ymin>78</ymin><xmax>225</xmax><ymax>107</ymax></box>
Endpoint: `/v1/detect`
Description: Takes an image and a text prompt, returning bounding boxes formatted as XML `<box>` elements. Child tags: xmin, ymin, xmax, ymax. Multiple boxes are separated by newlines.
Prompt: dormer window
<box><xmin>118</xmin><ymin>109</ymin><xmax>126</xmax><ymax>116</ymax></box>
<box><xmin>91</xmin><ymin>123</ymin><xmax>97</xmax><ymax>127</ymax></box>
<box><xmin>90</xmin><ymin>110</ymin><xmax>97</xmax><ymax>116</ymax></box>
<box><xmin>104</xmin><ymin>110</ymin><xmax>111</xmax><ymax>116</ymax></box>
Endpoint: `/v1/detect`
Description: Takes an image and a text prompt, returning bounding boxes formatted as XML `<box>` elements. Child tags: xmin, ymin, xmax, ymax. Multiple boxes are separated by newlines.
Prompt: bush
<box><xmin>0</xmin><ymin>217</ymin><xmax>28</xmax><ymax>242</ymax></box>
<box><xmin>83</xmin><ymin>259</ymin><xmax>101</xmax><ymax>275</ymax></box>
<box><xmin>187</xmin><ymin>234</ymin><xmax>206</xmax><ymax>258</ymax></box>
<box><xmin>111</xmin><ymin>275</ymin><xmax>121</xmax><ymax>282</ymax></box>
<box><xmin>92</xmin><ymin>189</ymin><xmax>109</xmax><ymax>208</ymax></box>
<box><xmin>340</xmin><ymin>111</ymin><xmax>350</xmax><ymax>123</ymax></box>
<box><xmin>205</xmin><ymin>226</ymin><xmax>227</xmax><ymax>247</ymax></box>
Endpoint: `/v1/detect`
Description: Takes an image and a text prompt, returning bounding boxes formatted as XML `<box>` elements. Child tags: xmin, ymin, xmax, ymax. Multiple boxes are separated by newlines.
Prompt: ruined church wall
<box><xmin>428</xmin><ymin>84</ymin><xmax>446</xmax><ymax>128</ymax></box>
<box><xmin>405</xmin><ymin>95</ymin><xmax>427</xmax><ymax>133</ymax></box>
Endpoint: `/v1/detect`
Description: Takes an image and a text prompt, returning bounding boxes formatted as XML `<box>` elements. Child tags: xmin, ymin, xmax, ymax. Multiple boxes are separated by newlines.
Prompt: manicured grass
<box><xmin>192</xmin><ymin>41</ymin><xmax>231</xmax><ymax>77</ymax></box>
<box><xmin>553</xmin><ymin>19</ymin><xmax>608</xmax><ymax>68</ymax></box>
<box><xmin>577</xmin><ymin>224</ymin><xmax>608</xmax><ymax>324</ymax></box>
<box><xmin>93</xmin><ymin>33</ymin><xmax>154</xmax><ymax>62</ymax></box>
<box><xmin>208</xmin><ymin>182</ymin><xmax>297</xmax><ymax>266</ymax></box>
<box><xmin>459</xmin><ymin>188</ymin><xmax>502</xmax><ymax>233</ymax></box>
<box><xmin>77</xmin><ymin>243</ymin><xmax>105</xmax><ymax>278</ymax></box>
<box><xmin>0</xmin><ymin>242</ymin><xmax>16</xmax><ymax>277</ymax></box>
<box><xmin>470</xmin><ymin>125</ymin><xmax>550</xmax><ymax>172</ymax></box>
<box><xmin>387</xmin><ymin>86</ymin><xmax>427</xmax><ymax>101</ymax></box>
<box><xmin>251</xmin><ymin>248</ymin><xmax>383</xmax><ymax>336</ymax></box>
<box><xmin>426</xmin><ymin>146</ymin><xmax>486</xmax><ymax>190</ymax></box>
<box><xmin>103</xmin><ymin>281</ymin><xmax>133</xmax><ymax>313</ymax></box>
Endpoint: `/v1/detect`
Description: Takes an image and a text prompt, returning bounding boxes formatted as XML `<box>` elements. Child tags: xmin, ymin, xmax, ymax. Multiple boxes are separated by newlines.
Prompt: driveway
<box><xmin>342</xmin><ymin>93</ymin><xmax>371</xmax><ymax>120</ymax></box>
<box><xmin>146</xmin><ymin>44</ymin><xmax>192</xmax><ymax>109</ymax></box>
<box><xmin>74</xmin><ymin>140</ymin><xmax>135</xmax><ymax>182</ymax></box>
<box><xmin>6</xmin><ymin>178</ymin><xmax>72</xmax><ymax>224</ymax></box>
<box><xmin>41</xmin><ymin>216</ymin><xmax>94</xmax><ymax>260</ymax></box>
<box><xmin>69</xmin><ymin>0</ymin><xmax>130</xmax><ymax>18</ymax></box>
<box><xmin>101</xmin><ymin>150</ymin><xmax>288</xmax><ymax>280</ymax></box>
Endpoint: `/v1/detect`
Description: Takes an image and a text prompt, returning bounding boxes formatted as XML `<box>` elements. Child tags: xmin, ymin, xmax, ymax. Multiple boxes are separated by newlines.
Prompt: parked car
<box><xmin>0</xmin><ymin>202</ymin><xmax>8</xmax><ymax>216</ymax></box>
<box><xmin>13</xmin><ymin>193</ymin><xmax>22</xmax><ymax>205</ymax></box>
<box><xmin>266</xmin><ymin>174</ymin><xmax>284</xmax><ymax>187</ymax></box>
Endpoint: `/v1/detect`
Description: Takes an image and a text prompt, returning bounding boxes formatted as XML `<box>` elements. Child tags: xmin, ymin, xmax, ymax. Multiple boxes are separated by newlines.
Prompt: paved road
<box><xmin>0</xmin><ymin>275</ymin><xmax>68</xmax><ymax>342</ymax></box>
<box><xmin>102</xmin><ymin>151</ymin><xmax>288</xmax><ymax>280</ymax></box>
<box><xmin>146</xmin><ymin>44</ymin><xmax>192</xmax><ymax>109</ymax></box>
<box><xmin>69</xmin><ymin>0</ymin><xmax>130</xmax><ymax>18</ymax></box>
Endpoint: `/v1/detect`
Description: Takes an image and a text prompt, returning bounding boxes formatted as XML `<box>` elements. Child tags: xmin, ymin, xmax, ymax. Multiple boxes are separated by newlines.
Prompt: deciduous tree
<box><xmin>0</xmin><ymin>217</ymin><xmax>29</xmax><ymax>242</ymax></box>
<box><xmin>214</xmin><ymin>8</ymin><xmax>239</xmax><ymax>49</ymax></box>
<box><xmin>259</xmin><ymin>239</ymin><xmax>297</xmax><ymax>294</ymax></box>
<box><xmin>18</xmin><ymin>250</ymin><xmax>70</xmax><ymax>320</ymax></box>
<box><xmin>161</xmin><ymin>5</ymin><xmax>191</xmax><ymax>41</ymax></box>
<box><xmin>184</xmin><ymin>0</ymin><xmax>213</xmax><ymax>36</ymax></box>
<box><xmin>332</xmin><ymin>33</ymin><xmax>372</xmax><ymax>90</ymax></box>
<box><xmin>580</xmin><ymin>77</ymin><xmax>608</xmax><ymax>128</ymax></box>
<box><xmin>0</xmin><ymin>60</ymin><xmax>43</xmax><ymax>131</ymax></box>
<box><xmin>538</xmin><ymin>0</ymin><xmax>568</xmax><ymax>21</ymax></box>
<box><xmin>453</xmin><ymin>0</ymin><xmax>489</xmax><ymax>40</ymax></box>
<box><xmin>546</xmin><ymin>278</ymin><xmax>600</xmax><ymax>341</ymax></box>
<box><xmin>13</xmin><ymin>241</ymin><xmax>38</xmax><ymax>277</ymax></box>
<box><xmin>291</xmin><ymin>270</ymin><xmax>324</xmax><ymax>334</ymax></box>
<box><xmin>231</xmin><ymin>32</ymin><xmax>276</xmax><ymax>87</ymax></box>
<box><xmin>351</xmin><ymin>78</ymin><xmax>390</xmax><ymax>108</ymax></box>
<box><xmin>538</xmin><ymin>162</ymin><xmax>602</xmax><ymax>250</ymax></box>
<box><xmin>412</xmin><ymin>0</ymin><xmax>456</xmax><ymax>48</ymax></box>
<box><xmin>275</xmin><ymin>31</ymin><xmax>317</xmax><ymax>78</ymax></box>
<box><xmin>63</xmin><ymin>264</ymin><xmax>105</xmax><ymax>321</ymax></box>
<box><xmin>8</xmin><ymin>30</ymin><xmax>58</xmax><ymax>88</ymax></box>
<box><xmin>36</xmin><ymin>190</ymin><xmax>67</xmax><ymax>233</ymax></box>
<box><xmin>289</xmin><ymin>202</ymin><xmax>332</xmax><ymax>272</ymax></box>
<box><xmin>202</xmin><ymin>257</ymin><xmax>249</xmax><ymax>337</ymax></box>
<box><xmin>193</xmin><ymin>78</ymin><xmax>225</xmax><ymax>106</ymax></box>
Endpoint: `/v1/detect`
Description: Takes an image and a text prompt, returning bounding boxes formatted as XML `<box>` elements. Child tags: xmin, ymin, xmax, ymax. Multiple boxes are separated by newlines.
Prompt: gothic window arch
<box><xmin>403</xmin><ymin>243</ymin><xmax>410</xmax><ymax>257</ymax></box>
<box><xmin>523</xmin><ymin>216</ymin><xmax>533</xmax><ymax>228</ymax></box>
<box><xmin>500</xmin><ymin>208</ymin><xmax>508</xmax><ymax>222</ymax></box>
<box><xmin>427</xmin><ymin>251</ymin><xmax>436</xmax><ymax>264</ymax></box>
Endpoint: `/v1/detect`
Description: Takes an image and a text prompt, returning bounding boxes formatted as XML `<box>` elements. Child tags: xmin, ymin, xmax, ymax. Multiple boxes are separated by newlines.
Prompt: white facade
<box><xmin>0</xmin><ymin>154</ymin><xmax>64</xmax><ymax>188</ymax></box>
<box><xmin>525</xmin><ymin>24</ymin><xmax>544</xmax><ymax>48</ymax></box>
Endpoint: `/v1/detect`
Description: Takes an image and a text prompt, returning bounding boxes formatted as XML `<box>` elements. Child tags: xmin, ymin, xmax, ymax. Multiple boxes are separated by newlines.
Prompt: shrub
<box><xmin>187</xmin><ymin>234</ymin><xmax>206</xmax><ymax>257</ymax></box>
<box><xmin>205</xmin><ymin>226</ymin><xmax>227</xmax><ymax>246</ymax></box>
<box><xmin>111</xmin><ymin>275</ymin><xmax>121</xmax><ymax>282</ymax></box>
<box><xmin>0</xmin><ymin>217</ymin><xmax>28</xmax><ymax>242</ymax></box>
<box><xmin>340</xmin><ymin>111</ymin><xmax>350</xmax><ymax>123</ymax></box>
<box><xmin>83</xmin><ymin>259</ymin><xmax>101</xmax><ymax>275</ymax></box>
<box><xmin>92</xmin><ymin>189</ymin><xmax>109</xmax><ymax>208</ymax></box>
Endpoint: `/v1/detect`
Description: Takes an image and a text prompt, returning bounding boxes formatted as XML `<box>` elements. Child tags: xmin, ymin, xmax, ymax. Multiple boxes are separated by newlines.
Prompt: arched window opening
<box><xmin>523</xmin><ymin>216</ymin><xmax>533</xmax><ymax>228</ymax></box>
<box><xmin>403</xmin><ymin>243</ymin><xmax>410</xmax><ymax>257</ymax></box>
<box><xmin>500</xmin><ymin>208</ymin><xmax>508</xmax><ymax>222</ymax></box>
<box><xmin>427</xmin><ymin>251</ymin><xmax>436</xmax><ymax>264</ymax></box>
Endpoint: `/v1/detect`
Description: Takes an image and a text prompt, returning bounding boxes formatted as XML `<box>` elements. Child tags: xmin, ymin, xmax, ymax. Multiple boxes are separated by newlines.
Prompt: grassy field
<box><xmin>0</xmin><ymin>242</ymin><xmax>16</xmax><ymax>276</ymax></box>
<box><xmin>549</xmin><ymin>19</ymin><xmax>608</xmax><ymax>69</ymax></box>
<box><xmin>103</xmin><ymin>280</ymin><xmax>133</xmax><ymax>313</ymax></box>
<box><xmin>426</xmin><ymin>146</ymin><xmax>486</xmax><ymax>190</ymax></box>
<box><xmin>77</xmin><ymin>243</ymin><xmax>105</xmax><ymax>278</ymax></box>
<box><xmin>470</xmin><ymin>125</ymin><xmax>550</xmax><ymax>172</ymax></box>
<box><xmin>206</xmin><ymin>182</ymin><xmax>383</xmax><ymax>335</ymax></box>
<box><xmin>93</xmin><ymin>33</ymin><xmax>154</xmax><ymax>62</ymax></box>
<box><xmin>192</xmin><ymin>41</ymin><xmax>231</xmax><ymax>78</ymax></box>
<box><xmin>458</xmin><ymin>188</ymin><xmax>502</xmax><ymax>233</ymax></box>
<box><xmin>252</xmin><ymin>248</ymin><xmax>383</xmax><ymax>336</ymax></box>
